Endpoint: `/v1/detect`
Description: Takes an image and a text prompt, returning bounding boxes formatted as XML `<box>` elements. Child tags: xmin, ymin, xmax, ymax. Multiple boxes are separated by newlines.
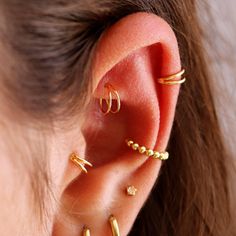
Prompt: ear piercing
<box><xmin>70</xmin><ymin>152</ymin><xmax>93</xmax><ymax>173</ymax></box>
<box><xmin>99</xmin><ymin>83</ymin><xmax>121</xmax><ymax>115</ymax></box>
<box><xmin>157</xmin><ymin>69</ymin><xmax>186</xmax><ymax>85</ymax></box>
<box><xmin>109</xmin><ymin>215</ymin><xmax>120</xmax><ymax>236</ymax></box>
<box><xmin>126</xmin><ymin>139</ymin><xmax>169</xmax><ymax>160</ymax></box>
<box><xmin>126</xmin><ymin>185</ymin><xmax>138</xmax><ymax>196</ymax></box>
<box><xmin>83</xmin><ymin>227</ymin><xmax>91</xmax><ymax>236</ymax></box>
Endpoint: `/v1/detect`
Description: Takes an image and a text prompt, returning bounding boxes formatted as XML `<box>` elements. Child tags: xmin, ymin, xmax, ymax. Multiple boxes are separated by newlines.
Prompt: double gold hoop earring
<box><xmin>70</xmin><ymin>152</ymin><xmax>93</xmax><ymax>174</ymax></box>
<box><xmin>157</xmin><ymin>69</ymin><xmax>186</xmax><ymax>85</ymax></box>
<box><xmin>99</xmin><ymin>83</ymin><xmax>121</xmax><ymax>115</ymax></box>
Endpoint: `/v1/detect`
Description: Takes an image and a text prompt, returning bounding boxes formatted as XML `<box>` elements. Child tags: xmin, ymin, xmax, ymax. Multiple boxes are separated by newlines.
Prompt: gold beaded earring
<box><xmin>126</xmin><ymin>139</ymin><xmax>169</xmax><ymax>160</ymax></box>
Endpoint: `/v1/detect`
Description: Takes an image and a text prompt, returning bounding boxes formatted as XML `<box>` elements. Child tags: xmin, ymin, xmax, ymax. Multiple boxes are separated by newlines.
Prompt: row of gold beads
<box><xmin>126</xmin><ymin>139</ymin><xmax>169</xmax><ymax>160</ymax></box>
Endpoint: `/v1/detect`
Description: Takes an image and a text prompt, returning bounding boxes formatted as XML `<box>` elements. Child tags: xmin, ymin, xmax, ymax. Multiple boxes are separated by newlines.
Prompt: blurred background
<box><xmin>199</xmin><ymin>0</ymin><xmax>236</xmax><ymax>228</ymax></box>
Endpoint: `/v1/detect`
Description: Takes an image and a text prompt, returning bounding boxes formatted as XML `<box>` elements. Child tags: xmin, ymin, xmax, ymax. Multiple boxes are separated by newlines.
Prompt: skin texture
<box><xmin>0</xmin><ymin>12</ymin><xmax>181</xmax><ymax>235</ymax></box>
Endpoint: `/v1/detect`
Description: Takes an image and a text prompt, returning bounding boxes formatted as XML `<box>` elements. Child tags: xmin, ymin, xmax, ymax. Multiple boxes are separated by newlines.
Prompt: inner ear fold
<box><xmin>82</xmin><ymin>43</ymin><xmax>163</xmax><ymax>167</ymax></box>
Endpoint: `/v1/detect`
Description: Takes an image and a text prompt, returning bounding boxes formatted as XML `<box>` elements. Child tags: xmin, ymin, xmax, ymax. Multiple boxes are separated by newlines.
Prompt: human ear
<box><xmin>53</xmin><ymin>12</ymin><xmax>183</xmax><ymax>236</ymax></box>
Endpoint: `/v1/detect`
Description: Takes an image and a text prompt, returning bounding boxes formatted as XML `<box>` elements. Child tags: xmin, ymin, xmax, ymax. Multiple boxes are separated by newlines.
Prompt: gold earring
<box><xmin>126</xmin><ymin>185</ymin><xmax>138</xmax><ymax>196</ymax></box>
<box><xmin>82</xmin><ymin>227</ymin><xmax>90</xmax><ymax>236</ymax></box>
<box><xmin>109</xmin><ymin>215</ymin><xmax>120</xmax><ymax>236</ymax></box>
<box><xmin>126</xmin><ymin>139</ymin><xmax>169</xmax><ymax>160</ymax></box>
<box><xmin>157</xmin><ymin>69</ymin><xmax>186</xmax><ymax>85</ymax></box>
<box><xmin>99</xmin><ymin>83</ymin><xmax>121</xmax><ymax>114</ymax></box>
<box><xmin>70</xmin><ymin>153</ymin><xmax>93</xmax><ymax>174</ymax></box>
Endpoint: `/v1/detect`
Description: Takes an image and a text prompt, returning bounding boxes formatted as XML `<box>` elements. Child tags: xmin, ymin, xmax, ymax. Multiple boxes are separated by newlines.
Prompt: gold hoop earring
<box><xmin>83</xmin><ymin>227</ymin><xmax>90</xmax><ymax>236</ymax></box>
<box><xmin>99</xmin><ymin>83</ymin><xmax>121</xmax><ymax>114</ymax></box>
<box><xmin>157</xmin><ymin>69</ymin><xmax>186</xmax><ymax>85</ymax></box>
<box><xmin>70</xmin><ymin>153</ymin><xmax>93</xmax><ymax>174</ymax></box>
<box><xmin>109</xmin><ymin>215</ymin><xmax>120</xmax><ymax>236</ymax></box>
<box><xmin>126</xmin><ymin>139</ymin><xmax>169</xmax><ymax>160</ymax></box>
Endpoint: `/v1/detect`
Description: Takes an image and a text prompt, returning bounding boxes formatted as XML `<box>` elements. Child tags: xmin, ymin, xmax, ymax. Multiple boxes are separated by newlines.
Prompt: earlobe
<box><xmin>53</xmin><ymin>12</ymin><xmax>184</xmax><ymax>236</ymax></box>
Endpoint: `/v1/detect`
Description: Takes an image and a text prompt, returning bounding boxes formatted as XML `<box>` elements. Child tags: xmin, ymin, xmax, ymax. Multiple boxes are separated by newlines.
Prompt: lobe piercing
<box><xmin>126</xmin><ymin>185</ymin><xmax>138</xmax><ymax>196</ymax></box>
<box><xmin>83</xmin><ymin>227</ymin><xmax>90</xmax><ymax>236</ymax></box>
<box><xmin>109</xmin><ymin>215</ymin><xmax>120</xmax><ymax>236</ymax></box>
<box><xmin>70</xmin><ymin>152</ymin><xmax>93</xmax><ymax>174</ymax></box>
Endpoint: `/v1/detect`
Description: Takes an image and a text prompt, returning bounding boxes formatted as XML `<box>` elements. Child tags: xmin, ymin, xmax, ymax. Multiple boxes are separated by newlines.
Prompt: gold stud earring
<box><xmin>126</xmin><ymin>139</ymin><xmax>169</xmax><ymax>160</ymax></box>
<box><xmin>126</xmin><ymin>185</ymin><xmax>138</xmax><ymax>196</ymax></box>
<box><xmin>109</xmin><ymin>215</ymin><xmax>120</xmax><ymax>236</ymax></box>
<box><xmin>70</xmin><ymin>152</ymin><xmax>93</xmax><ymax>174</ymax></box>
<box><xmin>157</xmin><ymin>69</ymin><xmax>186</xmax><ymax>85</ymax></box>
<box><xmin>99</xmin><ymin>83</ymin><xmax>121</xmax><ymax>114</ymax></box>
<box><xmin>82</xmin><ymin>227</ymin><xmax>90</xmax><ymax>236</ymax></box>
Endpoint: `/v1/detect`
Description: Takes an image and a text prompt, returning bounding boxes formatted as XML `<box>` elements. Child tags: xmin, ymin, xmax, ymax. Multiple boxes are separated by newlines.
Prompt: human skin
<box><xmin>0</xmin><ymin>13</ymin><xmax>182</xmax><ymax>235</ymax></box>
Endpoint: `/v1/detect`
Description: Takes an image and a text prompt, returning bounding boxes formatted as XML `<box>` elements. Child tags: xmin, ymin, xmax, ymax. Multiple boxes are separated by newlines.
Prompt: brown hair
<box><xmin>1</xmin><ymin>0</ymin><xmax>234</xmax><ymax>235</ymax></box>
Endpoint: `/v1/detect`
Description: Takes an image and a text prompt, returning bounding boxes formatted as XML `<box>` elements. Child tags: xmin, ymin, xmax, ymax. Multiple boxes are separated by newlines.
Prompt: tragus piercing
<box><xmin>70</xmin><ymin>152</ymin><xmax>93</xmax><ymax>174</ymax></box>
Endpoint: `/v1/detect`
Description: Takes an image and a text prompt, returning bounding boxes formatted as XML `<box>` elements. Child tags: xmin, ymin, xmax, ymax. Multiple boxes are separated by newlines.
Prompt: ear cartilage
<box><xmin>125</xmin><ymin>139</ymin><xmax>169</xmax><ymax>160</ymax></box>
<box><xmin>126</xmin><ymin>185</ymin><xmax>138</xmax><ymax>196</ymax></box>
<box><xmin>157</xmin><ymin>69</ymin><xmax>186</xmax><ymax>85</ymax></box>
<box><xmin>99</xmin><ymin>83</ymin><xmax>121</xmax><ymax>115</ymax></box>
<box><xmin>70</xmin><ymin>153</ymin><xmax>93</xmax><ymax>174</ymax></box>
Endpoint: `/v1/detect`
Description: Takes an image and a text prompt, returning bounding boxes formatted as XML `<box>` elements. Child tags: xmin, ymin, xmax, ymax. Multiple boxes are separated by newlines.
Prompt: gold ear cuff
<box><xmin>126</xmin><ymin>139</ymin><xmax>169</xmax><ymax>160</ymax></box>
<box><xmin>99</xmin><ymin>83</ymin><xmax>121</xmax><ymax>115</ymax></box>
<box><xmin>70</xmin><ymin>153</ymin><xmax>93</xmax><ymax>173</ymax></box>
<box><xmin>157</xmin><ymin>69</ymin><xmax>186</xmax><ymax>85</ymax></box>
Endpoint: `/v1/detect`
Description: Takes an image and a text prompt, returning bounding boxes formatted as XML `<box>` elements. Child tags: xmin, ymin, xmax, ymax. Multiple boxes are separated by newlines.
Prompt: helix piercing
<box><xmin>126</xmin><ymin>139</ymin><xmax>169</xmax><ymax>160</ymax></box>
<box><xmin>70</xmin><ymin>152</ymin><xmax>93</xmax><ymax>174</ymax></box>
<box><xmin>109</xmin><ymin>215</ymin><xmax>120</xmax><ymax>236</ymax></box>
<box><xmin>83</xmin><ymin>227</ymin><xmax>91</xmax><ymax>236</ymax></box>
<box><xmin>99</xmin><ymin>83</ymin><xmax>121</xmax><ymax>114</ymax></box>
<box><xmin>157</xmin><ymin>69</ymin><xmax>186</xmax><ymax>85</ymax></box>
<box><xmin>126</xmin><ymin>185</ymin><xmax>138</xmax><ymax>196</ymax></box>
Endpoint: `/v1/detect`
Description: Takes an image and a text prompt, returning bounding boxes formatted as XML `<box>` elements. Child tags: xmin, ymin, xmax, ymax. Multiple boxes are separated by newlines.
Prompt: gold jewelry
<box><xmin>126</xmin><ymin>185</ymin><xmax>138</xmax><ymax>196</ymax></box>
<box><xmin>157</xmin><ymin>69</ymin><xmax>186</xmax><ymax>85</ymax></box>
<box><xmin>83</xmin><ymin>227</ymin><xmax>90</xmax><ymax>236</ymax></box>
<box><xmin>70</xmin><ymin>153</ymin><xmax>93</xmax><ymax>174</ymax></box>
<box><xmin>109</xmin><ymin>215</ymin><xmax>120</xmax><ymax>236</ymax></box>
<box><xmin>99</xmin><ymin>83</ymin><xmax>121</xmax><ymax>114</ymax></box>
<box><xmin>126</xmin><ymin>139</ymin><xmax>169</xmax><ymax>160</ymax></box>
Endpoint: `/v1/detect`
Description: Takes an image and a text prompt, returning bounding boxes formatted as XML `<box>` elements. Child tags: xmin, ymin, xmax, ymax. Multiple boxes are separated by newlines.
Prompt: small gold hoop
<box><xmin>157</xmin><ymin>69</ymin><xmax>186</xmax><ymax>85</ymax></box>
<box><xmin>83</xmin><ymin>227</ymin><xmax>90</xmax><ymax>236</ymax></box>
<box><xmin>109</xmin><ymin>215</ymin><xmax>120</xmax><ymax>236</ymax></box>
<box><xmin>99</xmin><ymin>83</ymin><xmax>121</xmax><ymax>114</ymax></box>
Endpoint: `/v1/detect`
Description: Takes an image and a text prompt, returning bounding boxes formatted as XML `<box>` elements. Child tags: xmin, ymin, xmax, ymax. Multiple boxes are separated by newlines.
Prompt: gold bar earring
<box><xmin>82</xmin><ymin>227</ymin><xmax>90</xmax><ymax>236</ymax></box>
<box><xmin>70</xmin><ymin>153</ymin><xmax>93</xmax><ymax>174</ymax></box>
<box><xmin>109</xmin><ymin>215</ymin><xmax>120</xmax><ymax>236</ymax></box>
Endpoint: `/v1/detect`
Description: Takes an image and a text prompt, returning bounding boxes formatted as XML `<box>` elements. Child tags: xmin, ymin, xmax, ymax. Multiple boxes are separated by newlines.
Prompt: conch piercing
<box><xmin>83</xmin><ymin>227</ymin><xmax>91</xmax><ymax>236</ymax></box>
<box><xmin>126</xmin><ymin>139</ymin><xmax>169</xmax><ymax>160</ymax></box>
<box><xmin>126</xmin><ymin>185</ymin><xmax>138</xmax><ymax>196</ymax></box>
<box><xmin>157</xmin><ymin>69</ymin><xmax>186</xmax><ymax>85</ymax></box>
<box><xmin>109</xmin><ymin>215</ymin><xmax>120</xmax><ymax>236</ymax></box>
<box><xmin>70</xmin><ymin>152</ymin><xmax>93</xmax><ymax>174</ymax></box>
<box><xmin>99</xmin><ymin>83</ymin><xmax>121</xmax><ymax>114</ymax></box>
